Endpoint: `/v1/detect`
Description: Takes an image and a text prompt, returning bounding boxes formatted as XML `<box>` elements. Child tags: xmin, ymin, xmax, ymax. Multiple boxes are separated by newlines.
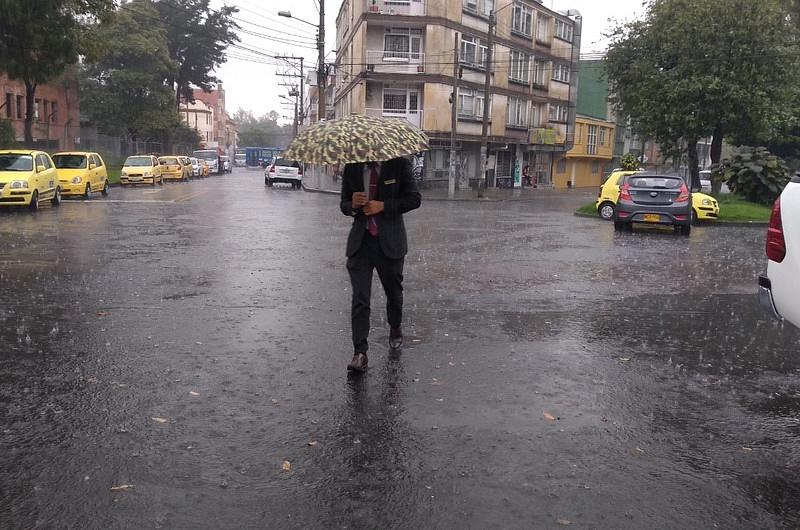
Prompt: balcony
<box><xmin>365</xmin><ymin>108</ymin><xmax>423</xmax><ymax>128</ymax></box>
<box><xmin>366</xmin><ymin>50</ymin><xmax>425</xmax><ymax>74</ymax></box>
<box><xmin>365</xmin><ymin>0</ymin><xmax>426</xmax><ymax>16</ymax></box>
<box><xmin>530</xmin><ymin>127</ymin><xmax>558</xmax><ymax>145</ymax></box>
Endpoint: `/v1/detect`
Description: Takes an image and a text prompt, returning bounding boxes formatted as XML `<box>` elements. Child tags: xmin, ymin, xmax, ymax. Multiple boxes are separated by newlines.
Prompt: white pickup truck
<box><xmin>759</xmin><ymin>175</ymin><xmax>800</xmax><ymax>328</ymax></box>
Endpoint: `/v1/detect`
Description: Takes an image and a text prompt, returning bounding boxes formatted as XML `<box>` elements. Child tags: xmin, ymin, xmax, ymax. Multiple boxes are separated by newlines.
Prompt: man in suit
<box><xmin>340</xmin><ymin>156</ymin><xmax>422</xmax><ymax>372</ymax></box>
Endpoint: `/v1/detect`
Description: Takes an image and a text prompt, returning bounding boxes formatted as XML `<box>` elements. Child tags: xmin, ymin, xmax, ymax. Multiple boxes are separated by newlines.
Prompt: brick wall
<box><xmin>0</xmin><ymin>69</ymin><xmax>80</xmax><ymax>150</ymax></box>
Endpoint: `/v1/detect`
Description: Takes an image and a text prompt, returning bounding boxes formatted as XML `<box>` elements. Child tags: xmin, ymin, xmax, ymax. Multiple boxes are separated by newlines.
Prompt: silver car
<box><xmin>614</xmin><ymin>174</ymin><xmax>693</xmax><ymax>235</ymax></box>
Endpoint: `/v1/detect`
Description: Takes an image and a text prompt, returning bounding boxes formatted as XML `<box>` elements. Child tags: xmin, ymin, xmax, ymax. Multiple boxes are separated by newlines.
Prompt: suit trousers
<box><xmin>347</xmin><ymin>232</ymin><xmax>404</xmax><ymax>354</ymax></box>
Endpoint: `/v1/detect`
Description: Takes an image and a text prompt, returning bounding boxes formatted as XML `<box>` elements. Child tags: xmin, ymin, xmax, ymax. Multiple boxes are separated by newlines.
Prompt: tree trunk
<box><xmin>687</xmin><ymin>137</ymin><xmax>700</xmax><ymax>191</ymax></box>
<box><xmin>24</xmin><ymin>80</ymin><xmax>36</xmax><ymax>145</ymax></box>
<box><xmin>710</xmin><ymin>124</ymin><xmax>724</xmax><ymax>195</ymax></box>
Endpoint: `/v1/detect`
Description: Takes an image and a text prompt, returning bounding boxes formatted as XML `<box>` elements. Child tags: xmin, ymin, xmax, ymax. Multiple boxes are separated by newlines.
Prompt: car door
<box><xmin>36</xmin><ymin>153</ymin><xmax>57</xmax><ymax>198</ymax></box>
<box><xmin>94</xmin><ymin>154</ymin><xmax>108</xmax><ymax>187</ymax></box>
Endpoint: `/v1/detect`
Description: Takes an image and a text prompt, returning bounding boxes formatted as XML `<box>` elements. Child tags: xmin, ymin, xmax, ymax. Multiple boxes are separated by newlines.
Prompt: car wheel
<box><xmin>158</xmin><ymin>176</ymin><xmax>163</xmax><ymax>185</ymax></box>
<box><xmin>51</xmin><ymin>187</ymin><xmax>61</xmax><ymax>207</ymax></box>
<box><xmin>84</xmin><ymin>183</ymin><xmax>92</xmax><ymax>199</ymax></box>
<box><xmin>29</xmin><ymin>190</ymin><xmax>39</xmax><ymax>211</ymax></box>
<box><xmin>598</xmin><ymin>202</ymin><xmax>615</xmax><ymax>220</ymax></box>
<box><xmin>101</xmin><ymin>181</ymin><xmax>109</xmax><ymax>197</ymax></box>
<box><xmin>692</xmin><ymin>209</ymin><xmax>701</xmax><ymax>225</ymax></box>
<box><xmin>265</xmin><ymin>178</ymin><xmax>272</xmax><ymax>187</ymax></box>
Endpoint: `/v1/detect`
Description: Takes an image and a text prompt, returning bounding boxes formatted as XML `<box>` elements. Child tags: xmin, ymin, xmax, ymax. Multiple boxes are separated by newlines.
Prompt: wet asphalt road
<box><xmin>1</xmin><ymin>168</ymin><xmax>800</xmax><ymax>529</ymax></box>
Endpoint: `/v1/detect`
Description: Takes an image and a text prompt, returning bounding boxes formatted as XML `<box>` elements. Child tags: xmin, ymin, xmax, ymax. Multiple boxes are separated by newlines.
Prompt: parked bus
<box><xmin>245</xmin><ymin>147</ymin><xmax>282</xmax><ymax>168</ymax></box>
<box><xmin>193</xmin><ymin>149</ymin><xmax>221</xmax><ymax>175</ymax></box>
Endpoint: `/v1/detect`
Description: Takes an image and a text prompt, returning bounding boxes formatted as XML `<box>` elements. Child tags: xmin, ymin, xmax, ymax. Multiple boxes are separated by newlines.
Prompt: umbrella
<box><xmin>282</xmin><ymin>114</ymin><xmax>429</xmax><ymax>165</ymax></box>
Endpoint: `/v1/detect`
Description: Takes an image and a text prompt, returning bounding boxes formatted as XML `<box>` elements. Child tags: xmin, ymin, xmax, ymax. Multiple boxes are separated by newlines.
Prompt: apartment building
<box><xmin>1</xmin><ymin>70</ymin><xmax>80</xmax><ymax>149</ymax></box>
<box><xmin>334</xmin><ymin>0</ymin><xmax>580</xmax><ymax>187</ymax></box>
<box><xmin>181</xmin><ymin>98</ymin><xmax>215</xmax><ymax>145</ymax></box>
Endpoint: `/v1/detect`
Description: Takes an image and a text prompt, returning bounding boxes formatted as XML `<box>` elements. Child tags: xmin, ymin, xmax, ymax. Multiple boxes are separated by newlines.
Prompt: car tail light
<box><xmin>677</xmin><ymin>183</ymin><xmax>689</xmax><ymax>202</ymax></box>
<box><xmin>767</xmin><ymin>197</ymin><xmax>786</xmax><ymax>263</ymax></box>
<box><xmin>297</xmin><ymin>166</ymin><xmax>303</xmax><ymax>176</ymax></box>
<box><xmin>619</xmin><ymin>183</ymin><xmax>632</xmax><ymax>201</ymax></box>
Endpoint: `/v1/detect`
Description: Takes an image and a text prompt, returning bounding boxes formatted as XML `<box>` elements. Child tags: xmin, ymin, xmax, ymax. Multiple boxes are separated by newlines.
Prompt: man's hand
<box><xmin>363</xmin><ymin>200</ymin><xmax>384</xmax><ymax>216</ymax></box>
<box><xmin>352</xmin><ymin>191</ymin><xmax>368</xmax><ymax>208</ymax></box>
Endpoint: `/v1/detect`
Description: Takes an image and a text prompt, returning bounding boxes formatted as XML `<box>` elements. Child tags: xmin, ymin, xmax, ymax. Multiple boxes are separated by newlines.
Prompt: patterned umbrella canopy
<box><xmin>282</xmin><ymin>114</ymin><xmax>429</xmax><ymax>165</ymax></box>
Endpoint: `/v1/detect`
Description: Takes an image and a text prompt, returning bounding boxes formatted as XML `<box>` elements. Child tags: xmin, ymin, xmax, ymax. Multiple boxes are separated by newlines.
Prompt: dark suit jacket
<box><xmin>340</xmin><ymin>157</ymin><xmax>421</xmax><ymax>259</ymax></box>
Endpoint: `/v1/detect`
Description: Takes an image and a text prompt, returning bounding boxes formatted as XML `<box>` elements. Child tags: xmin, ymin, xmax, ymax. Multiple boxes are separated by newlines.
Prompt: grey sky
<box><xmin>213</xmin><ymin>0</ymin><xmax>646</xmax><ymax>122</ymax></box>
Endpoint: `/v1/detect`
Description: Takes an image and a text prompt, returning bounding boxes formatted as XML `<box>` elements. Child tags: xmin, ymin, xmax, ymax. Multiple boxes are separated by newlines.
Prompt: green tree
<box><xmin>234</xmin><ymin>109</ymin><xmax>293</xmax><ymax>148</ymax></box>
<box><xmin>605</xmin><ymin>0</ymin><xmax>796</xmax><ymax>191</ymax></box>
<box><xmin>153</xmin><ymin>0</ymin><xmax>239</xmax><ymax>106</ymax></box>
<box><xmin>0</xmin><ymin>0</ymin><xmax>115</xmax><ymax>144</ymax></box>
<box><xmin>81</xmin><ymin>0</ymin><xmax>184</xmax><ymax>143</ymax></box>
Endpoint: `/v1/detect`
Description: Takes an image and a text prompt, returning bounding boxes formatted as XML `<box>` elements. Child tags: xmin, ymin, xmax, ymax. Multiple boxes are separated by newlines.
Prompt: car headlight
<box><xmin>10</xmin><ymin>180</ymin><xmax>29</xmax><ymax>189</ymax></box>
<box><xmin>702</xmin><ymin>198</ymin><xmax>712</xmax><ymax>206</ymax></box>
<box><xmin>71</xmin><ymin>176</ymin><xmax>82</xmax><ymax>184</ymax></box>
<box><xmin>144</xmin><ymin>171</ymin><xmax>152</xmax><ymax>177</ymax></box>
<box><xmin>121</xmin><ymin>171</ymin><xmax>127</xmax><ymax>177</ymax></box>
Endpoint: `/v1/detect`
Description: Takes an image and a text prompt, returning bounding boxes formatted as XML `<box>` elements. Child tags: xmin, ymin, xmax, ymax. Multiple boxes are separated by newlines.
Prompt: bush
<box><xmin>619</xmin><ymin>153</ymin><xmax>640</xmax><ymax>171</ymax></box>
<box><xmin>0</xmin><ymin>119</ymin><xmax>15</xmax><ymax>146</ymax></box>
<box><xmin>712</xmin><ymin>146</ymin><xmax>790</xmax><ymax>205</ymax></box>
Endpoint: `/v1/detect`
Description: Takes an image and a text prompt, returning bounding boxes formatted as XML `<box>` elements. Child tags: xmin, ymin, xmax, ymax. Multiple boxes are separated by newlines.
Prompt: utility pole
<box><xmin>449</xmin><ymin>31</ymin><xmax>459</xmax><ymax>198</ymax></box>
<box><xmin>275</xmin><ymin>56</ymin><xmax>305</xmax><ymax>125</ymax></box>
<box><xmin>480</xmin><ymin>11</ymin><xmax>496</xmax><ymax>191</ymax></box>
<box><xmin>317</xmin><ymin>0</ymin><xmax>326</xmax><ymax>122</ymax></box>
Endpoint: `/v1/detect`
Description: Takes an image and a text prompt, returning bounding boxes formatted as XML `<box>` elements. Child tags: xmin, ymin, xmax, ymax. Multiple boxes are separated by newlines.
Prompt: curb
<box><xmin>302</xmin><ymin>184</ymin><xmax>553</xmax><ymax>202</ymax></box>
<box><xmin>574</xmin><ymin>209</ymin><xmax>769</xmax><ymax>226</ymax></box>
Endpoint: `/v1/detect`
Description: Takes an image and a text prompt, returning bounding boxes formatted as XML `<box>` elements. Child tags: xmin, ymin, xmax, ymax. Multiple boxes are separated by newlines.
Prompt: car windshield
<box><xmin>189</xmin><ymin>158</ymin><xmax>198</xmax><ymax>164</ymax></box>
<box><xmin>627</xmin><ymin>176</ymin><xmax>682</xmax><ymax>189</ymax></box>
<box><xmin>274</xmin><ymin>158</ymin><xmax>299</xmax><ymax>168</ymax></box>
<box><xmin>53</xmin><ymin>154</ymin><xmax>87</xmax><ymax>169</ymax></box>
<box><xmin>124</xmin><ymin>156</ymin><xmax>153</xmax><ymax>167</ymax></box>
<box><xmin>0</xmin><ymin>154</ymin><xmax>34</xmax><ymax>172</ymax></box>
<box><xmin>159</xmin><ymin>157</ymin><xmax>179</xmax><ymax>165</ymax></box>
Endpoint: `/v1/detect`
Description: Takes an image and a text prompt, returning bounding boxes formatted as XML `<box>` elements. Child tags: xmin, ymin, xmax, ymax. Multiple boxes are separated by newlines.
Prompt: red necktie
<box><xmin>368</xmin><ymin>165</ymin><xmax>379</xmax><ymax>236</ymax></box>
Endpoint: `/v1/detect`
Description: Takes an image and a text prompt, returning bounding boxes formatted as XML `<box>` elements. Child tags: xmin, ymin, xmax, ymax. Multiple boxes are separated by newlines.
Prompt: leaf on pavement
<box><xmin>96</xmin><ymin>311</ymin><xmax>108</xmax><ymax>317</ymax></box>
<box><xmin>557</xmin><ymin>518</ymin><xmax>571</xmax><ymax>526</ymax></box>
<box><xmin>619</xmin><ymin>357</ymin><xmax>631</xmax><ymax>362</ymax></box>
<box><xmin>742</xmin><ymin>447</ymin><xmax>753</xmax><ymax>452</ymax></box>
<box><xmin>151</xmin><ymin>417</ymin><xmax>168</xmax><ymax>423</ymax></box>
<box><xmin>543</xmin><ymin>412</ymin><xmax>556</xmax><ymax>422</ymax></box>
<box><xmin>189</xmin><ymin>391</ymin><xmax>200</xmax><ymax>396</ymax></box>
<box><xmin>307</xmin><ymin>441</ymin><xmax>318</xmax><ymax>447</ymax></box>
<box><xmin>281</xmin><ymin>460</ymin><xmax>292</xmax><ymax>472</ymax></box>
<box><xmin>110</xmin><ymin>484</ymin><xmax>134</xmax><ymax>491</ymax></box>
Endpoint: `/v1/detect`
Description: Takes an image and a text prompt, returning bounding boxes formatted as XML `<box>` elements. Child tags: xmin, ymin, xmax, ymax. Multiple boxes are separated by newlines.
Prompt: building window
<box><xmin>549</xmin><ymin>103</ymin><xmax>568</xmax><ymax>123</ymax></box>
<box><xmin>599</xmin><ymin>127</ymin><xmax>606</xmax><ymax>146</ymax></box>
<box><xmin>512</xmin><ymin>3</ymin><xmax>533</xmax><ymax>37</ymax></box>
<box><xmin>384</xmin><ymin>28</ymin><xmax>423</xmax><ymax>60</ymax></box>
<box><xmin>4</xmin><ymin>93</ymin><xmax>12</xmax><ymax>118</ymax></box>
<box><xmin>506</xmin><ymin>97</ymin><xmax>528</xmax><ymax>127</ymax></box>
<box><xmin>462</xmin><ymin>0</ymin><xmax>494</xmax><ymax>16</ymax></box>
<box><xmin>41</xmin><ymin>100</ymin><xmax>49</xmax><ymax>123</ymax></box>
<box><xmin>587</xmin><ymin>125</ymin><xmax>598</xmax><ymax>154</ymax></box>
<box><xmin>383</xmin><ymin>90</ymin><xmax>408</xmax><ymax>112</ymax></box>
<box><xmin>592</xmin><ymin>160</ymin><xmax>600</xmax><ymax>173</ymax></box>
<box><xmin>533</xmin><ymin>59</ymin><xmax>548</xmax><ymax>87</ymax></box>
<box><xmin>458</xmin><ymin>88</ymin><xmax>486</xmax><ymax>118</ymax></box>
<box><xmin>555</xmin><ymin>20</ymin><xmax>573</xmax><ymax>42</ymax></box>
<box><xmin>536</xmin><ymin>14</ymin><xmax>551</xmax><ymax>43</ymax></box>
<box><xmin>531</xmin><ymin>103</ymin><xmax>545</xmax><ymax>127</ymax></box>
<box><xmin>509</xmin><ymin>50</ymin><xmax>530</xmax><ymax>84</ymax></box>
<box><xmin>16</xmin><ymin>95</ymin><xmax>23</xmax><ymax>119</ymax></box>
<box><xmin>552</xmin><ymin>63</ymin><xmax>570</xmax><ymax>83</ymax></box>
<box><xmin>460</xmin><ymin>35</ymin><xmax>488</xmax><ymax>69</ymax></box>
<box><xmin>557</xmin><ymin>158</ymin><xmax>566</xmax><ymax>173</ymax></box>
<box><xmin>51</xmin><ymin>102</ymin><xmax>58</xmax><ymax>123</ymax></box>
<box><xmin>33</xmin><ymin>99</ymin><xmax>40</xmax><ymax>121</ymax></box>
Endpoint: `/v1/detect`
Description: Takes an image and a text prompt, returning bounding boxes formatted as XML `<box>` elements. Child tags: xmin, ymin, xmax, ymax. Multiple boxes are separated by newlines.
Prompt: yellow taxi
<box><xmin>120</xmin><ymin>155</ymin><xmax>163</xmax><ymax>186</ymax></box>
<box><xmin>595</xmin><ymin>169</ymin><xmax>720</xmax><ymax>222</ymax></box>
<box><xmin>0</xmin><ymin>150</ymin><xmax>61</xmax><ymax>211</ymax></box>
<box><xmin>158</xmin><ymin>155</ymin><xmax>190</xmax><ymax>182</ymax></box>
<box><xmin>53</xmin><ymin>151</ymin><xmax>109</xmax><ymax>198</ymax></box>
<box><xmin>179</xmin><ymin>156</ymin><xmax>193</xmax><ymax>179</ymax></box>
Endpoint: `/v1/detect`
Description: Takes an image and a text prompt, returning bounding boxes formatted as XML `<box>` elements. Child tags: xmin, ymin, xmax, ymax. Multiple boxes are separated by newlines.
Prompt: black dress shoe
<box><xmin>389</xmin><ymin>326</ymin><xmax>403</xmax><ymax>350</ymax></box>
<box><xmin>347</xmin><ymin>353</ymin><xmax>368</xmax><ymax>372</ymax></box>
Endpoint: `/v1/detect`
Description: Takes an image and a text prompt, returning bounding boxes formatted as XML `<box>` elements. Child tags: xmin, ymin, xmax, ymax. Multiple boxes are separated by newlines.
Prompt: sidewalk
<box><xmin>303</xmin><ymin>179</ymin><xmax>596</xmax><ymax>203</ymax></box>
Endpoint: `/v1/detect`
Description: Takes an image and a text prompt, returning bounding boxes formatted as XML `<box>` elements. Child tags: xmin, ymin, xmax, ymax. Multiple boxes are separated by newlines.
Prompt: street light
<box><xmin>278</xmin><ymin>7</ymin><xmax>326</xmax><ymax>123</ymax></box>
<box><xmin>277</xmin><ymin>11</ymin><xmax>317</xmax><ymax>28</ymax></box>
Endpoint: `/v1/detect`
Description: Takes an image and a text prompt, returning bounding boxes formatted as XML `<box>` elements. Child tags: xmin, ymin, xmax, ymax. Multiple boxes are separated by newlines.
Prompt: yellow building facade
<box><xmin>553</xmin><ymin>115</ymin><xmax>614</xmax><ymax>189</ymax></box>
<box><xmin>334</xmin><ymin>0</ymin><xmax>581</xmax><ymax>188</ymax></box>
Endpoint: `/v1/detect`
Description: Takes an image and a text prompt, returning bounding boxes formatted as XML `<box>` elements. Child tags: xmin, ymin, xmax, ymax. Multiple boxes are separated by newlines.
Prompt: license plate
<box><xmin>643</xmin><ymin>214</ymin><xmax>661</xmax><ymax>223</ymax></box>
<box><xmin>131</xmin><ymin>177</ymin><xmax>142</xmax><ymax>181</ymax></box>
